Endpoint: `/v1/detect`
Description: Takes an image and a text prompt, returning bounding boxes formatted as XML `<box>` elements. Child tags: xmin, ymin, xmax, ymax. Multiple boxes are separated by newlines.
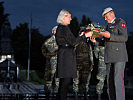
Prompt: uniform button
<box><xmin>116</xmin><ymin>48</ymin><xmax>119</xmax><ymax>50</ymax></box>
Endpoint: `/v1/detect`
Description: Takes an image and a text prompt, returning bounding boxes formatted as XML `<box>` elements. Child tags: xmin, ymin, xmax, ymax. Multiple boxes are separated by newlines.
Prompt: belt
<box><xmin>59</xmin><ymin>44</ymin><xmax>74</xmax><ymax>48</ymax></box>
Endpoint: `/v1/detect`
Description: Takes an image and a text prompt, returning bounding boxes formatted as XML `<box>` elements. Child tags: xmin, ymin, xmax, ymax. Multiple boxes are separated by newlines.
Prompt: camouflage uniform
<box><xmin>42</xmin><ymin>36</ymin><xmax>59</xmax><ymax>93</ymax></box>
<box><xmin>86</xmin><ymin>43</ymin><xmax>94</xmax><ymax>92</ymax></box>
<box><xmin>73</xmin><ymin>40</ymin><xmax>93</xmax><ymax>93</ymax></box>
<box><xmin>93</xmin><ymin>38</ymin><xmax>106</xmax><ymax>95</ymax></box>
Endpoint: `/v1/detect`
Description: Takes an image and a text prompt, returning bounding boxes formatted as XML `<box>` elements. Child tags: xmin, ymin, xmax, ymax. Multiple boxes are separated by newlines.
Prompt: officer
<box><xmin>91</xmin><ymin>7</ymin><xmax>128</xmax><ymax>100</ymax></box>
<box><xmin>42</xmin><ymin>26</ymin><xmax>59</xmax><ymax>99</ymax></box>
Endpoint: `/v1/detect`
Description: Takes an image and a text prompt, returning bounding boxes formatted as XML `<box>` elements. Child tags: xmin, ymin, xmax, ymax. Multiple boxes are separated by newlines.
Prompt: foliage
<box><xmin>11</xmin><ymin>23</ymin><xmax>46</xmax><ymax>72</ymax></box>
<box><xmin>80</xmin><ymin>15</ymin><xmax>91</xmax><ymax>27</ymax></box>
<box><xmin>126</xmin><ymin>32</ymin><xmax>133</xmax><ymax>70</ymax></box>
<box><xmin>0</xmin><ymin>1</ymin><xmax>10</xmax><ymax>39</ymax></box>
<box><xmin>11</xmin><ymin>23</ymin><xmax>29</xmax><ymax>67</ymax></box>
<box><xmin>69</xmin><ymin>17</ymin><xmax>80</xmax><ymax>37</ymax></box>
<box><xmin>19</xmin><ymin>70</ymin><xmax>27</xmax><ymax>81</ymax></box>
<box><xmin>29</xmin><ymin>71</ymin><xmax>45</xmax><ymax>84</ymax></box>
<box><xmin>19</xmin><ymin>70</ymin><xmax>45</xmax><ymax>84</ymax></box>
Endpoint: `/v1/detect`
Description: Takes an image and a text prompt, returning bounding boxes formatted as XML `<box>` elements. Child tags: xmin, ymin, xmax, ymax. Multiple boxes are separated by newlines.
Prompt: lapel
<box><xmin>107</xmin><ymin>23</ymin><xmax>112</xmax><ymax>29</ymax></box>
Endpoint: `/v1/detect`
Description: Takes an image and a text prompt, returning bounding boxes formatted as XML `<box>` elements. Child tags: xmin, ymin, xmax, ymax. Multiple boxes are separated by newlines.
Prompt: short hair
<box><xmin>52</xmin><ymin>26</ymin><xmax>58</xmax><ymax>31</ymax></box>
<box><xmin>56</xmin><ymin>9</ymin><xmax>71</xmax><ymax>24</ymax></box>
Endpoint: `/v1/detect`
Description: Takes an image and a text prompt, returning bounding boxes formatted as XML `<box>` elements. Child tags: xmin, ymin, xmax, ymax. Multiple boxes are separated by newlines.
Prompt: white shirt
<box><xmin>111</xmin><ymin>17</ymin><xmax>116</xmax><ymax>23</ymax></box>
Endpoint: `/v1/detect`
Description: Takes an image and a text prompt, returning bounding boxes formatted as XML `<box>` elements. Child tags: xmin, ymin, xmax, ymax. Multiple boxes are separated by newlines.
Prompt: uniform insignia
<box><xmin>122</xmin><ymin>23</ymin><xmax>125</xmax><ymax>28</ymax></box>
<box><xmin>110</xmin><ymin>25</ymin><xmax>116</xmax><ymax>28</ymax></box>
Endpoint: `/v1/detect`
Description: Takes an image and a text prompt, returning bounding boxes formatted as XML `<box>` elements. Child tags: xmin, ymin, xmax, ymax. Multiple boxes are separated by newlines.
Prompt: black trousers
<box><xmin>57</xmin><ymin>78</ymin><xmax>72</xmax><ymax>100</ymax></box>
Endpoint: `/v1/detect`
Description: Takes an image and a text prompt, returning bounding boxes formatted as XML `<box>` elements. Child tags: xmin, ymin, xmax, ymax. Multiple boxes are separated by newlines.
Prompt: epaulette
<box><xmin>119</xmin><ymin>18</ymin><xmax>124</xmax><ymax>21</ymax></box>
<box><xmin>118</xmin><ymin>18</ymin><xmax>127</xmax><ymax>28</ymax></box>
<box><xmin>114</xmin><ymin>18</ymin><xmax>126</xmax><ymax>26</ymax></box>
<box><xmin>118</xmin><ymin>18</ymin><xmax>126</xmax><ymax>23</ymax></box>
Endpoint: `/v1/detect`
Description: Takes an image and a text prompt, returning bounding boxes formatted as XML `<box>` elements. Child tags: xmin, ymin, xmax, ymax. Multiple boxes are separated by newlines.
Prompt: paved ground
<box><xmin>0</xmin><ymin>82</ymin><xmax>133</xmax><ymax>100</ymax></box>
<box><xmin>37</xmin><ymin>85</ymin><xmax>133</xmax><ymax>100</ymax></box>
<box><xmin>37</xmin><ymin>95</ymin><xmax>133</xmax><ymax>100</ymax></box>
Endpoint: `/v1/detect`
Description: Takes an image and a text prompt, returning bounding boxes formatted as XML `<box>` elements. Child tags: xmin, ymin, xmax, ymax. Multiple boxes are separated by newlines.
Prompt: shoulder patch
<box><xmin>121</xmin><ymin>23</ymin><xmax>126</xmax><ymax>28</ymax></box>
<box><xmin>118</xmin><ymin>18</ymin><xmax>126</xmax><ymax>28</ymax></box>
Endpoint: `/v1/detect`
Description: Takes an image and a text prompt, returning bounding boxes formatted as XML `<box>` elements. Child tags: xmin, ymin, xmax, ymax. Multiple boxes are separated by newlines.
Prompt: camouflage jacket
<box><xmin>75</xmin><ymin>41</ymin><xmax>94</xmax><ymax>70</ymax></box>
<box><xmin>42</xmin><ymin>36</ymin><xmax>58</xmax><ymax>58</ymax></box>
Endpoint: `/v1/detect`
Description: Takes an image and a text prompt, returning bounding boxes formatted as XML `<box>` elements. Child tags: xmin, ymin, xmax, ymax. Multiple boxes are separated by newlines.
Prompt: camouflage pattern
<box><xmin>94</xmin><ymin>41</ymin><xmax>106</xmax><ymax>95</ymax></box>
<box><xmin>73</xmin><ymin>71</ymin><xmax>79</xmax><ymax>92</ymax></box>
<box><xmin>42</xmin><ymin>36</ymin><xmax>59</xmax><ymax>93</ymax></box>
<box><xmin>73</xmin><ymin>41</ymin><xmax>93</xmax><ymax>93</ymax></box>
<box><xmin>86</xmin><ymin>43</ymin><xmax>94</xmax><ymax>92</ymax></box>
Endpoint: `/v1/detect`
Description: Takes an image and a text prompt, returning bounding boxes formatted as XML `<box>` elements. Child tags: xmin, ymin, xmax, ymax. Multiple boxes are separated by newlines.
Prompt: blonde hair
<box><xmin>56</xmin><ymin>9</ymin><xmax>71</xmax><ymax>24</ymax></box>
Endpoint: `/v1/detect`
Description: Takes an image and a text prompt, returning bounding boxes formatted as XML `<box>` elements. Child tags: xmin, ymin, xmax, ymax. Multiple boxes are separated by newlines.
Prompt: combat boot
<box><xmin>53</xmin><ymin>86</ymin><xmax>59</xmax><ymax>93</ymax></box>
<box><xmin>44</xmin><ymin>92</ymin><xmax>49</xmax><ymax>99</ymax></box>
<box><xmin>98</xmin><ymin>94</ymin><xmax>101</xmax><ymax>100</ymax></box>
<box><xmin>83</xmin><ymin>92</ymin><xmax>89</xmax><ymax>100</ymax></box>
<box><xmin>44</xmin><ymin>86</ymin><xmax>51</xmax><ymax>100</ymax></box>
<box><xmin>74</xmin><ymin>92</ymin><xmax>78</xmax><ymax>100</ymax></box>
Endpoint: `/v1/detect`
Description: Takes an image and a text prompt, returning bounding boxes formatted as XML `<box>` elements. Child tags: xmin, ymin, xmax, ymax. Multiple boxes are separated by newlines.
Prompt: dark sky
<box><xmin>3</xmin><ymin>0</ymin><xmax>133</xmax><ymax>36</ymax></box>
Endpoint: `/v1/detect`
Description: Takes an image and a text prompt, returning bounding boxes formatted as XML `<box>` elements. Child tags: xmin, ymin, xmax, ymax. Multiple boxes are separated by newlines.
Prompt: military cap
<box><xmin>102</xmin><ymin>7</ymin><xmax>113</xmax><ymax>17</ymax></box>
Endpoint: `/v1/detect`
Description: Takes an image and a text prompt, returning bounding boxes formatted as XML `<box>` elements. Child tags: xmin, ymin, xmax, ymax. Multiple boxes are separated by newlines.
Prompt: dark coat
<box><xmin>55</xmin><ymin>24</ymin><xmax>86</xmax><ymax>78</ymax></box>
<box><xmin>104</xmin><ymin>18</ymin><xmax>128</xmax><ymax>63</ymax></box>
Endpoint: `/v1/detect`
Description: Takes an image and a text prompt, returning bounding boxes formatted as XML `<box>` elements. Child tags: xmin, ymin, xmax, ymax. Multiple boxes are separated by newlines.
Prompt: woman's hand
<box><xmin>79</xmin><ymin>32</ymin><xmax>84</xmax><ymax>36</ymax></box>
<box><xmin>85</xmin><ymin>31</ymin><xmax>93</xmax><ymax>38</ymax></box>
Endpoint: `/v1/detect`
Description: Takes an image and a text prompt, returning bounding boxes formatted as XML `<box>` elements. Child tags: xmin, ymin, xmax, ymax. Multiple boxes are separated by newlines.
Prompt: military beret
<box><xmin>102</xmin><ymin>7</ymin><xmax>113</xmax><ymax>17</ymax></box>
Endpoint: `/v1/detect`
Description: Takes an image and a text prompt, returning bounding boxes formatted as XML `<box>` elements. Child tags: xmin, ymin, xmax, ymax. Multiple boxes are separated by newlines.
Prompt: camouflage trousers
<box><xmin>44</xmin><ymin>56</ymin><xmax>59</xmax><ymax>93</ymax></box>
<box><xmin>94</xmin><ymin>46</ymin><xmax>106</xmax><ymax>95</ymax></box>
<box><xmin>96</xmin><ymin>60</ymin><xmax>106</xmax><ymax>94</ymax></box>
<box><xmin>73</xmin><ymin>69</ymin><xmax>92</xmax><ymax>93</ymax></box>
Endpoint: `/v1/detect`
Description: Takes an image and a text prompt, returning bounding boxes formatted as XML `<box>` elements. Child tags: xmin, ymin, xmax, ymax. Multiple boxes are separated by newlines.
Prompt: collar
<box><xmin>111</xmin><ymin>17</ymin><xmax>116</xmax><ymax>24</ymax></box>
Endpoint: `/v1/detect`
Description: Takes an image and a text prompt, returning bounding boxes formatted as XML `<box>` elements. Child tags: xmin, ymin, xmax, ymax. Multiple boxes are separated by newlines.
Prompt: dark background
<box><xmin>4</xmin><ymin>0</ymin><xmax>133</xmax><ymax>36</ymax></box>
<box><xmin>0</xmin><ymin>0</ymin><xmax>133</xmax><ymax>89</ymax></box>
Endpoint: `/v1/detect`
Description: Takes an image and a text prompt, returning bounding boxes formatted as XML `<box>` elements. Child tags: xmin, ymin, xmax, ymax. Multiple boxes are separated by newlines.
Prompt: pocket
<box><xmin>111</xmin><ymin>45</ymin><xmax>119</xmax><ymax>53</ymax></box>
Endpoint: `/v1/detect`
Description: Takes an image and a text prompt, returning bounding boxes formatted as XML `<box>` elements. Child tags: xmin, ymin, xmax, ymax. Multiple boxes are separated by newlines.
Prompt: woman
<box><xmin>55</xmin><ymin>9</ymin><xmax>92</xmax><ymax>100</ymax></box>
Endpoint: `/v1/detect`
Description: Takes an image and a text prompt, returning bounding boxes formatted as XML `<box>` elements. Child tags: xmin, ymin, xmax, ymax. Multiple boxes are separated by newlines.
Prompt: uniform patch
<box><xmin>122</xmin><ymin>23</ymin><xmax>125</xmax><ymax>28</ymax></box>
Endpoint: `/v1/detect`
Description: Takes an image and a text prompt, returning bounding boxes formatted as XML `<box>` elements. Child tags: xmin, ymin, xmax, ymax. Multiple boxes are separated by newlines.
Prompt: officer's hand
<box><xmin>98</xmin><ymin>31</ymin><xmax>110</xmax><ymax>38</ymax></box>
<box><xmin>90</xmin><ymin>37</ymin><xmax>96</xmax><ymax>43</ymax></box>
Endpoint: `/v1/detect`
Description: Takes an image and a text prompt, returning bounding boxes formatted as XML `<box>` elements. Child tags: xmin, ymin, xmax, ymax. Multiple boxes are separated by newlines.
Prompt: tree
<box><xmin>69</xmin><ymin>15</ymin><xmax>92</xmax><ymax>37</ymax></box>
<box><xmin>126</xmin><ymin>32</ymin><xmax>133</xmax><ymax>70</ymax></box>
<box><xmin>69</xmin><ymin>17</ymin><xmax>80</xmax><ymax>37</ymax></box>
<box><xmin>0</xmin><ymin>1</ymin><xmax>10</xmax><ymax>38</ymax></box>
<box><xmin>12</xmin><ymin>23</ymin><xmax>29</xmax><ymax>68</ymax></box>
<box><xmin>80</xmin><ymin>15</ymin><xmax>91</xmax><ymax>27</ymax></box>
<box><xmin>11</xmin><ymin>23</ymin><xmax>46</xmax><ymax>72</ymax></box>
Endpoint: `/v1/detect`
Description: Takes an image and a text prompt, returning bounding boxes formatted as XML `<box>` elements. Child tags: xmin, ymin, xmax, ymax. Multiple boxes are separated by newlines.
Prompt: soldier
<box><xmin>73</xmin><ymin>40</ymin><xmax>94</xmax><ymax>100</ymax></box>
<box><xmin>91</xmin><ymin>7</ymin><xmax>128</xmax><ymax>100</ymax></box>
<box><xmin>93</xmin><ymin>37</ymin><xmax>106</xmax><ymax>100</ymax></box>
<box><xmin>41</xmin><ymin>26</ymin><xmax>59</xmax><ymax>99</ymax></box>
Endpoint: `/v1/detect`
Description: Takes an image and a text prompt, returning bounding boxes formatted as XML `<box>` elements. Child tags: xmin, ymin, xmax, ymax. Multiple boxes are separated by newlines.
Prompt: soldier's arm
<box><xmin>47</xmin><ymin>50</ymin><xmax>58</xmax><ymax>57</ymax></box>
<box><xmin>99</xmin><ymin>19</ymin><xmax>128</xmax><ymax>42</ymax></box>
<box><xmin>42</xmin><ymin>45</ymin><xmax>57</xmax><ymax>58</ymax></box>
<box><xmin>41</xmin><ymin>44</ymin><xmax>50</xmax><ymax>58</ymax></box>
